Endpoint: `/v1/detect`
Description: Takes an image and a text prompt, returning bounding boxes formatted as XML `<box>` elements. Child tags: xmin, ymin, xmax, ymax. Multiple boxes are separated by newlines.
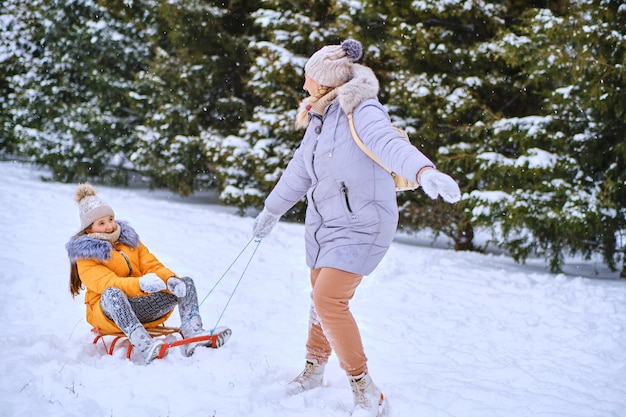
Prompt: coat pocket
<box><xmin>340</xmin><ymin>182</ymin><xmax>358</xmax><ymax>220</ymax></box>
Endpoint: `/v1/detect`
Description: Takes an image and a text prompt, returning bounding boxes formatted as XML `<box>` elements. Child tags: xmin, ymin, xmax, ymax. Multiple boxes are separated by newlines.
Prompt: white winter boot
<box><xmin>181</xmin><ymin>315</ymin><xmax>232</xmax><ymax>356</ymax></box>
<box><xmin>286</xmin><ymin>359</ymin><xmax>326</xmax><ymax>394</ymax></box>
<box><xmin>182</xmin><ymin>326</ymin><xmax>232</xmax><ymax>356</ymax></box>
<box><xmin>349</xmin><ymin>372</ymin><xmax>385</xmax><ymax>417</ymax></box>
<box><xmin>129</xmin><ymin>326</ymin><xmax>165</xmax><ymax>364</ymax></box>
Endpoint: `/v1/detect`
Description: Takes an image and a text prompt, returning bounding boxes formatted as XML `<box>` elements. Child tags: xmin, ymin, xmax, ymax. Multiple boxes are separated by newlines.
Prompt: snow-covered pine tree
<box><xmin>477</xmin><ymin>0</ymin><xmax>625</xmax><ymax>273</ymax></box>
<box><xmin>2</xmin><ymin>0</ymin><xmax>150</xmax><ymax>183</ymax></box>
<box><xmin>0</xmin><ymin>0</ymin><xmax>28</xmax><ymax>156</ymax></box>
<box><xmin>129</xmin><ymin>0</ymin><xmax>259</xmax><ymax>196</ymax></box>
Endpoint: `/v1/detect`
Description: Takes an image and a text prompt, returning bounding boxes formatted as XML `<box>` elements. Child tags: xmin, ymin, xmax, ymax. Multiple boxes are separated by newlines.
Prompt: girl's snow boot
<box><xmin>182</xmin><ymin>326</ymin><xmax>232</xmax><ymax>356</ymax></box>
<box><xmin>129</xmin><ymin>326</ymin><xmax>166</xmax><ymax>364</ymax></box>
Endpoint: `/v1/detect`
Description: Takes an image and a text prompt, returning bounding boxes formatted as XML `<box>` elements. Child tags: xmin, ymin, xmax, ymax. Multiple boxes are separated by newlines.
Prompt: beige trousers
<box><xmin>305</xmin><ymin>267</ymin><xmax>367</xmax><ymax>376</ymax></box>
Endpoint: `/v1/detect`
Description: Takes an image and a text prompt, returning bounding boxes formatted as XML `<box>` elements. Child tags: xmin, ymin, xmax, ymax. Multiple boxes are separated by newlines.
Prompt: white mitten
<box><xmin>420</xmin><ymin>169</ymin><xmax>461</xmax><ymax>203</ymax></box>
<box><xmin>139</xmin><ymin>273</ymin><xmax>166</xmax><ymax>293</ymax></box>
<box><xmin>253</xmin><ymin>207</ymin><xmax>281</xmax><ymax>239</ymax></box>
<box><xmin>167</xmin><ymin>277</ymin><xmax>187</xmax><ymax>298</ymax></box>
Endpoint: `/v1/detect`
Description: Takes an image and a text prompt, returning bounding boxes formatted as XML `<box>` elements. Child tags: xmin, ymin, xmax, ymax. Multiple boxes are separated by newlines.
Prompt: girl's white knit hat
<box><xmin>304</xmin><ymin>39</ymin><xmax>363</xmax><ymax>87</ymax></box>
<box><xmin>74</xmin><ymin>183</ymin><xmax>114</xmax><ymax>230</ymax></box>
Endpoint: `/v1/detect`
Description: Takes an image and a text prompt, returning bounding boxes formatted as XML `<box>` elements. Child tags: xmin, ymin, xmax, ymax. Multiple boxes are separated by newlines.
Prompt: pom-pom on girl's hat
<box><xmin>304</xmin><ymin>39</ymin><xmax>363</xmax><ymax>87</ymax></box>
<box><xmin>74</xmin><ymin>183</ymin><xmax>115</xmax><ymax>230</ymax></box>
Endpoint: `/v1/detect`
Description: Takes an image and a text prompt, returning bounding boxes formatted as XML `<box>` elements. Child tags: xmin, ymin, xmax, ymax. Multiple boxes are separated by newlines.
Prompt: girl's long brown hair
<box><xmin>70</xmin><ymin>262</ymin><xmax>82</xmax><ymax>297</ymax></box>
<box><xmin>69</xmin><ymin>229</ymin><xmax>88</xmax><ymax>297</ymax></box>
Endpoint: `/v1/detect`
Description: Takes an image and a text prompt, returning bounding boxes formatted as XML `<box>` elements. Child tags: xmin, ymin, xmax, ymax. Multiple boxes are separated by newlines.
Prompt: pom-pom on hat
<box><xmin>304</xmin><ymin>39</ymin><xmax>363</xmax><ymax>88</ymax></box>
<box><xmin>74</xmin><ymin>183</ymin><xmax>115</xmax><ymax>230</ymax></box>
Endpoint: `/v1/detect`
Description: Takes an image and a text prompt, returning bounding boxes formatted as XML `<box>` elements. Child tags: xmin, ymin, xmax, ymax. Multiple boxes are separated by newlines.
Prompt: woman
<box><xmin>252</xmin><ymin>39</ymin><xmax>460</xmax><ymax>416</ymax></box>
<box><xmin>66</xmin><ymin>183</ymin><xmax>231</xmax><ymax>363</ymax></box>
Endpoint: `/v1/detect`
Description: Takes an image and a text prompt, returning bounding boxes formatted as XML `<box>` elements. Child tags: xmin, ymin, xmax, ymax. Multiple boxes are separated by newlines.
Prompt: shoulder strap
<box><xmin>347</xmin><ymin>112</ymin><xmax>420</xmax><ymax>191</ymax></box>
<box><xmin>346</xmin><ymin>112</ymin><xmax>393</xmax><ymax>175</ymax></box>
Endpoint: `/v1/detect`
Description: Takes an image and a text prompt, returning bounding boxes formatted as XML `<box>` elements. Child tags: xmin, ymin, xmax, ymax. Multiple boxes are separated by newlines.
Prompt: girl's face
<box><xmin>87</xmin><ymin>215</ymin><xmax>117</xmax><ymax>234</ymax></box>
<box><xmin>303</xmin><ymin>75</ymin><xmax>319</xmax><ymax>96</ymax></box>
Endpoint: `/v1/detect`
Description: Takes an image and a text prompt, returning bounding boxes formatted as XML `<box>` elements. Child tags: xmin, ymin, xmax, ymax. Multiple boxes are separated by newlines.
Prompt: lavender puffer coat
<box><xmin>265</xmin><ymin>65</ymin><xmax>434</xmax><ymax>276</ymax></box>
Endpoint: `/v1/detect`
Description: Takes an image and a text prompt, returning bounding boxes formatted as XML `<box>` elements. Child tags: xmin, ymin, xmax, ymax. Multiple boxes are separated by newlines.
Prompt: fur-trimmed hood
<box><xmin>66</xmin><ymin>220</ymin><xmax>139</xmax><ymax>263</ymax></box>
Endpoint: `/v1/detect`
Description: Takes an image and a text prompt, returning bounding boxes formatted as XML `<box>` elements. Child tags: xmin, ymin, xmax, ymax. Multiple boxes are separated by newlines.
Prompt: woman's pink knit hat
<box><xmin>304</xmin><ymin>39</ymin><xmax>363</xmax><ymax>87</ymax></box>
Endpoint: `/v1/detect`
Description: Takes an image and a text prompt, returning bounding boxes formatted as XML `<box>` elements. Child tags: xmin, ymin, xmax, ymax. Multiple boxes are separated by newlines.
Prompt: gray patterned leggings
<box><xmin>100</xmin><ymin>276</ymin><xmax>202</xmax><ymax>337</ymax></box>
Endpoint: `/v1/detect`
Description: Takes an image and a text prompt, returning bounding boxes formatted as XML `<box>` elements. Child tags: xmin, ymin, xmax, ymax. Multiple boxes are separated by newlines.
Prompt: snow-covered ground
<box><xmin>1</xmin><ymin>160</ymin><xmax>625</xmax><ymax>417</ymax></box>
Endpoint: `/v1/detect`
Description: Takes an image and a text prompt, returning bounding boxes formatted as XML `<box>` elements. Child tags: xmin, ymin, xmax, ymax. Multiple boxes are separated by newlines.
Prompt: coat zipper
<box><xmin>119</xmin><ymin>250</ymin><xmax>133</xmax><ymax>277</ymax></box>
<box><xmin>310</xmin><ymin>114</ymin><xmax>323</xmax><ymax>267</ymax></box>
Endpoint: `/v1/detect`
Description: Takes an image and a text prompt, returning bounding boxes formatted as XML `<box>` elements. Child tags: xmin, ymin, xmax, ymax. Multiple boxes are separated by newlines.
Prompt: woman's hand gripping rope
<box><xmin>252</xmin><ymin>208</ymin><xmax>281</xmax><ymax>239</ymax></box>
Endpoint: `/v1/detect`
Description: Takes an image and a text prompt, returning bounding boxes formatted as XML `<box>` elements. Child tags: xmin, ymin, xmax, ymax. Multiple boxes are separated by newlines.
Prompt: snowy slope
<box><xmin>0</xmin><ymin>161</ymin><xmax>624</xmax><ymax>417</ymax></box>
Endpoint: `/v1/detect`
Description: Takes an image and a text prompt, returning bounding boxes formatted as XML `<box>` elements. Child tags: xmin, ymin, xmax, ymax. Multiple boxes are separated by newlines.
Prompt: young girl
<box><xmin>252</xmin><ymin>39</ymin><xmax>461</xmax><ymax>416</ymax></box>
<box><xmin>66</xmin><ymin>183</ymin><xmax>231</xmax><ymax>363</ymax></box>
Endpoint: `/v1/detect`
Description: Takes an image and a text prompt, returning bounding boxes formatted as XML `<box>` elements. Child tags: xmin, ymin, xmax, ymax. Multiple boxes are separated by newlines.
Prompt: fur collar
<box><xmin>336</xmin><ymin>64</ymin><xmax>380</xmax><ymax>115</ymax></box>
<box><xmin>66</xmin><ymin>220</ymin><xmax>140</xmax><ymax>263</ymax></box>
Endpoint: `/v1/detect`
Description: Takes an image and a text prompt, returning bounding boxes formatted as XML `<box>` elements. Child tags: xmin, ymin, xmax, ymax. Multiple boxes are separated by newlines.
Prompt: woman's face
<box><xmin>303</xmin><ymin>75</ymin><xmax>319</xmax><ymax>96</ymax></box>
<box><xmin>87</xmin><ymin>215</ymin><xmax>117</xmax><ymax>234</ymax></box>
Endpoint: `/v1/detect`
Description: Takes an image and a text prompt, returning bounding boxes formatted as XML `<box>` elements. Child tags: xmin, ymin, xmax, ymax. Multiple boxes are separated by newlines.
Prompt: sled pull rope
<box><xmin>181</xmin><ymin>236</ymin><xmax>260</xmax><ymax>334</ymax></box>
<box><xmin>198</xmin><ymin>236</ymin><xmax>257</xmax><ymax>308</ymax></box>
<box><xmin>208</xmin><ymin>237</ymin><xmax>261</xmax><ymax>332</ymax></box>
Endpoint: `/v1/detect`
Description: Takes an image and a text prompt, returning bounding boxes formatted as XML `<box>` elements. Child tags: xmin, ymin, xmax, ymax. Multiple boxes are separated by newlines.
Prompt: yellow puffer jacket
<box><xmin>66</xmin><ymin>221</ymin><xmax>176</xmax><ymax>333</ymax></box>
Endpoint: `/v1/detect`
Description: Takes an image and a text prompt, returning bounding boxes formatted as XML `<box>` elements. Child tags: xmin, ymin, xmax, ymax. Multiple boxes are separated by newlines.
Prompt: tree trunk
<box><xmin>454</xmin><ymin>221</ymin><xmax>474</xmax><ymax>251</ymax></box>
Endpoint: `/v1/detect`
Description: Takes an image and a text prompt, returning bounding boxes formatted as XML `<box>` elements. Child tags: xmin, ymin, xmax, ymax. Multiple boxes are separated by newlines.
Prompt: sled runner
<box><xmin>91</xmin><ymin>325</ymin><xmax>224</xmax><ymax>359</ymax></box>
